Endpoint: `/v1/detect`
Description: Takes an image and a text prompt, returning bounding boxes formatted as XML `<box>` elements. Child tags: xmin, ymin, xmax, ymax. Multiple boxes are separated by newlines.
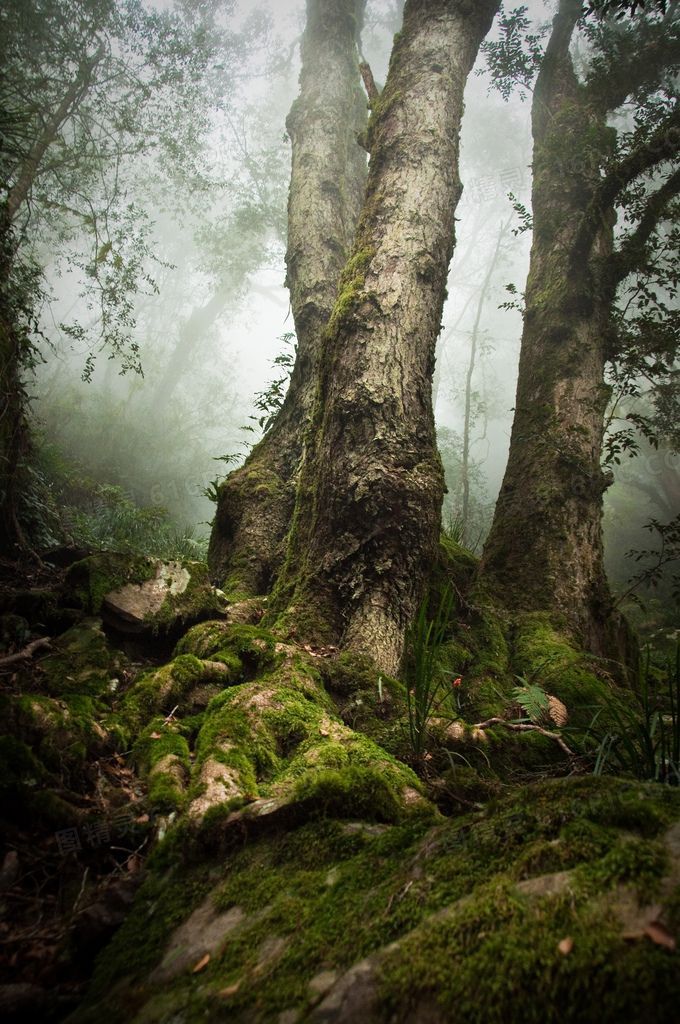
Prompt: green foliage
<box><xmin>63</xmin><ymin>482</ymin><xmax>204</xmax><ymax>560</ymax></box>
<box><xmin>478</xmin><ymin>4</ymin><xmax>545</xmax><ymax>102</ymax></box>
<box><xmin>438</xmin><ymin>426</ymin><xmax>493</xmax><ymax>552</ymax></box>
<box><xmin>248</xmin><ymin>332</ymin><xmax>296</xmax><ymax>435</ymax></box>
<box><xmin>405</xmin><ymin>584</ymin><xmax>459</xmax><ymax>758</ymax></box>
<box><xmin>37</xmin><ymin>437</ymin><xmax>205</xmax><ymax>559</ymax></box>
<box><xmin>588</xmin><ymin>1</ymin><xmax>669</xmax><ymax>18</ymax></box>
<box><xmin>507</xmin><ymin>191</ymin><xmax>533</xmax><ymax>235</ymax></box>
<box><xmin>591</xmin><ymin>645</ymin><xmax>680</xmax><ymax>784</ymax></box>
<box><xmin>620</xmin><ymin>513</ymin><xmax>680</xmax><ymax>607</ymax></box>
<box><xmin>512</xmin><ymin>682</ymin><xmax>549</xmax><ymax>724</ymax></box>
<box><xmin>0</xmin><ymin>0</ymin><xmax>259</xmax><ymax>377</ymax></box>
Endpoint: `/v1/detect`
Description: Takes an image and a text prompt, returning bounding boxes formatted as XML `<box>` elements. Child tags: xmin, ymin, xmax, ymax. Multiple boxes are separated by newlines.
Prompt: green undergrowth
<box><xmin>0</xmin><ymin>619</ymin><xmax>128</xmax><ymax>818</ymax></box>
<box><xmin>75</xmin><ymin>776</ymin><xmax>680</xmax><ymax>1024</ymax></box>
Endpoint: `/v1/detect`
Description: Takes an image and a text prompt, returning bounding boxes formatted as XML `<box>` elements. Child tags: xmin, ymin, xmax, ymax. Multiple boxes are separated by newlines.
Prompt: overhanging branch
<box><xmin>572</xmin><ymin>103</ymin><xmax>680</xmax><ymax>262</ymax></box>
<box><xmin>611</xmin><ymin>163</ymin><xmax>680</xmax><ymax>284</ymax></box>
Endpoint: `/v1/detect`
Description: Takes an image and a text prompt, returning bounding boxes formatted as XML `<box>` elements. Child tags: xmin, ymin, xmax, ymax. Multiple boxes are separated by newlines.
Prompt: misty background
<box><xmin>25</xmin><ymin>0</ymin><xmax>678</xmax><ymax>636</ymax></box>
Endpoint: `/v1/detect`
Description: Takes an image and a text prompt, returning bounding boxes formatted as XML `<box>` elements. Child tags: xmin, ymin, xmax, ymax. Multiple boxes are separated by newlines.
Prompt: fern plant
<box><xmin>512</xmin><ymin>682</ymin><xmax>550</xmax><ymax>724</ymax></box>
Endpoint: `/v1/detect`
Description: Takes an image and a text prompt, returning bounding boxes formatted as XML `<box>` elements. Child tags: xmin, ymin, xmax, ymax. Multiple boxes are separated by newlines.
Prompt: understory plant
<box><xmin>592</xmin><ymin>644</ymin><xmax>680</xmax><ymax>784</ymax></box>
<box><xmin>404</xmin><ymin>583</ymin><xmax>459</xmax><ymax>759</ymax></box>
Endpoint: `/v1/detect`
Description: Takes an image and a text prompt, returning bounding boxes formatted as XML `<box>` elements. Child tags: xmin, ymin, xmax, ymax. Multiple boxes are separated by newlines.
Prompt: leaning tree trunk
<box><xmin>477</xmin><ymin>1</ymin><xmax>626</xmax><ymax>660</ymax></box>
<box><xmin>272</xmin><ymin>0</ymin><xmax>501</xmax><ymax>676</ymax></box>
<box><xmin>208</xmin><ymin>0</ymin><xmax>368</xmax><ymax>598</ymax></box>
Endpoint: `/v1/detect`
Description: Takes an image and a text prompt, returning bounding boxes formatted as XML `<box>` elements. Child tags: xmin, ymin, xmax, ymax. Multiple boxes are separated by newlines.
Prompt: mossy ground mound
<box><xmin>74</xmin><ymin>776</ymin><xmax>680</xmax><ymax>1024</ymax></box>
<box><xmin>3</xmin><ymin>540</ymin><xmax>676</xmax><ymax>1023</ymax></box>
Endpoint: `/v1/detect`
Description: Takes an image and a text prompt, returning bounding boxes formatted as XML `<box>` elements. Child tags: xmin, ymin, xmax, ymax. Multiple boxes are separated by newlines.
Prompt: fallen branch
<box><xmin>472</xmin><ymin>717</ymin><xmax>575</xmax><ymax>757</ymax></box>
<box><xmin>0</xmin><ymin>636</ymin><xmax>51</xmax><ymax>670</ymax></box>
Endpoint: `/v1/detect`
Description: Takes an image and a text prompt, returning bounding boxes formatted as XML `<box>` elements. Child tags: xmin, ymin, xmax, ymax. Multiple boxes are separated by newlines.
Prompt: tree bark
<box><xmin>208</xmin><ymin>0</ymin><xmax>368</xmax><ymax>597</ymax></box>
<box><xmin>478</xmin><ymin>0</ymin><xmax>680</xmax><ymax>661</ymax></box>
<box><xmin>273</xmin><ymin>0</ymin><xmax>501</xmax><ymax>676</ymax></box>
<box><xmin>0</xmin><ymin>206</ymin><xmax>29</xmax><ymax>553</ymax></box>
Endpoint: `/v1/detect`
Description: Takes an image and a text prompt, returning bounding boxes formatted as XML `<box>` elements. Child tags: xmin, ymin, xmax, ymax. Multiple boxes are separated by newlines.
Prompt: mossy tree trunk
<box><xmin>272</xmin><ymin>0</ymin><xmax>501</xmax><ymax>676</ymax></box>
<box><xmin>208</xmin><ymin>0</ymin><xmax>368</xmax><ymax>598</ymax></box>
<box><xmin>478</xmin><ymin>0</ymin><xmax>680</xmax><ymax>661</ymax></box>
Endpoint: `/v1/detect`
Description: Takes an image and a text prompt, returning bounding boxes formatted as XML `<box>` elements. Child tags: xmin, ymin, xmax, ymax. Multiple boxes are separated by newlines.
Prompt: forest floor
<box><xmin>1</xmin><ymin>548</ymin><xmax>679</xmax><ymax>1024</ymax></box>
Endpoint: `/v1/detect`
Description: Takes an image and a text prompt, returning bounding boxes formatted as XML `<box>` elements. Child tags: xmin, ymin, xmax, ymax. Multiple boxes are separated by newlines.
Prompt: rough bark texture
<box><xmin>478</xmin><ymin>0</ymin><xmax>679</xmax><ymax>663</ymax></box>
<box><xmin>0</xmin><ymin>206</ymin><xmax>30</xmax><ymax>554</ymax></box>
<box><xmin>208</xmin><ymin>0</ymin><xmax>368</xmax><ymax>597</ymax></box>
<box><xmin>273</xmin><ymin>0</ymin><xmax>501</xmax><ymax>676</ymax></box>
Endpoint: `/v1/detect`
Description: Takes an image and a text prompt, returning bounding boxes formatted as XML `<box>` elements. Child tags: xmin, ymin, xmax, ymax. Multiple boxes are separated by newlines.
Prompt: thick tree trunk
<box><xmin>273</xmin><ymin>0</ymin><xmax>500</xmax><ymax>676</ymax></box>
<box><xmin>478</xmin><ymin>1</ymin><xmax>623</xmax><ymax>659</ymax></box>
<box><xmin>208</xmin><ymin>0</ymin><xmax>368</xmax><ymax>597</ymax></box>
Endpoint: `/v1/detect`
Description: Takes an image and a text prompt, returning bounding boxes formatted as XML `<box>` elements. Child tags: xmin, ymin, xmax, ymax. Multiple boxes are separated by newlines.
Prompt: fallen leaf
<box><xmin>644</xmin><ymin>921</ymin><xmax>676</xmax><ymax>951</ymax></box>
<box><xmin>218</xmin><ymin>982</ymin><xmax>241</xmax><ymax>997</ymax></box>
<box><xmin>557</xmin><ymin>937</ymin><xmax>573</xmax><ymax>955</ymax></box>
<box><xmin>192</xmin><ymin>953</ymin><xmax>210</xmax><ymax>973</ymax></box>
<box><xmin>126</xmin><ymin>854</ymin><xmax>142</xmax><ymax>874</ymax></box>
<box><xmin>135</xmin><ymin>813</ymin><xmax>150</xmax><ymax>824</ymax></box>
<box><xmin>149</xmin><ymin>731</ymin><xmax>162</xmax><ymax>740</ymax></box>
<box><xmin>319</xmin><ymin>728</ymin><xmax>329</xmax><ymax>737</ymax></box>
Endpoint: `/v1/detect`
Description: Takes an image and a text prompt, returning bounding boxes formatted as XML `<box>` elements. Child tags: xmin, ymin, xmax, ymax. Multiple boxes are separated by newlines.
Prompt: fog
<box><xmin>25</xmin><ymin>0</ymin><xmax>678</xmax><ymax>617</ymax></box>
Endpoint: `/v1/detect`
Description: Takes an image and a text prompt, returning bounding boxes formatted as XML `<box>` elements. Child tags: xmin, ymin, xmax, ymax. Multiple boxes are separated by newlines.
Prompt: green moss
<box><xmin>326</xmin><ymin>246</ymin><xmax>376</xmax><ymax>333</ymax></box>
<box><xmin>0</xmin><ymin>735</ymin><xmax>45</xmax><ymax>792</ymax></box>
<box><xmin>436</xmin><ymin>534</ymin><xmax>478</xmax><ymax>593</ymax></box>
<box><xmin>148</xmin><ymin>560</ymin><xmax>226</xmax><ymax>632</ymax></box>
<box><xmin>511</xmin><ymin>613</ymin><xmax>622</xmax><ymax>727</ymax></box>
<box><xmin>85</xmin><ymin>867</ymin><xmax>212</xmax><ymax>1003</ymax></box>
<box><xmin>74</xmin><ymin>775</ymin><xmax>680</xmax><ymax>1024</ymax></box>
<box><xmin>173</xmin><ymin>620</ymin><xmax>233</xmax><ymax>659</ymax></box>
<box><xmin>64</xmin><ymin>553</ymin><xmax>157</xmax><ymax>614</ymax></box>
<box><xmin>120</xmin><ymin>651</ymin><xmax>240</xmax><ymax>735</ymax></box>
<box><xmin>38</xmin><ymin>618</ymin><xmax>125</xmax><ymax>700</ymax></box>
<box><xmin>294</xmin><ymin>765</ymin><xmax>408</xmax><ymax>823</ymax></box>
<box><xmin>580</xmin><ymin>837</ymin><xmax>668</xmax><ymax>900</ymax></box>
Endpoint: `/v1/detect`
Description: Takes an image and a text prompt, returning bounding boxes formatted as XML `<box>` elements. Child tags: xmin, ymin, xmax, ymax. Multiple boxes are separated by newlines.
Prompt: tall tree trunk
<box><xmin>477</xmin><ymin>0</ymin><xmax>676</xmax><ymax>661</ymax></box>
<box><xmin>273</xmin><ymin>0</ymin><xmax>501</xmax><ymax>676</ymax></box>
<box><xmin>0</xmin><ymin>207</ymin><xmax>29</xmax><ymax>553</ymax></box>
<box><xmin>208</xmin><ymin>0</ymin><xmax>368</xmax><ymax>597</ymax></box>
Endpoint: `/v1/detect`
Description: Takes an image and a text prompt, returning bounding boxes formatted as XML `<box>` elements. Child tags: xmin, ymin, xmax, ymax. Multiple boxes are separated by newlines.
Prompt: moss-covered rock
<box><xmin>64</xmin><ymin>553</ymin><xmax>227</xmax><ymax>635</ymax></box>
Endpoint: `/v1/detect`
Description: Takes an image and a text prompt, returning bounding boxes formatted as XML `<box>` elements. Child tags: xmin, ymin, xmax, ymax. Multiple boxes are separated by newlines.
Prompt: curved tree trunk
<box><xmin>208</xmin><ymin>0</ymin><xmax>368</xmax><ymax>598</ymax></box>
<box><xmin>478</xmin><ymin>3</ymin><xmax>616</xmax><ymax>657</ymax></box>
<box><xmin>273</xmin><ymin>0</ymin><xmax>501</xmax><ymax>676</ymax></box>
<box><xmin>477</xmin><ymin>0</ymin><xmax>680</xmax><ymax>663</ymax></box>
